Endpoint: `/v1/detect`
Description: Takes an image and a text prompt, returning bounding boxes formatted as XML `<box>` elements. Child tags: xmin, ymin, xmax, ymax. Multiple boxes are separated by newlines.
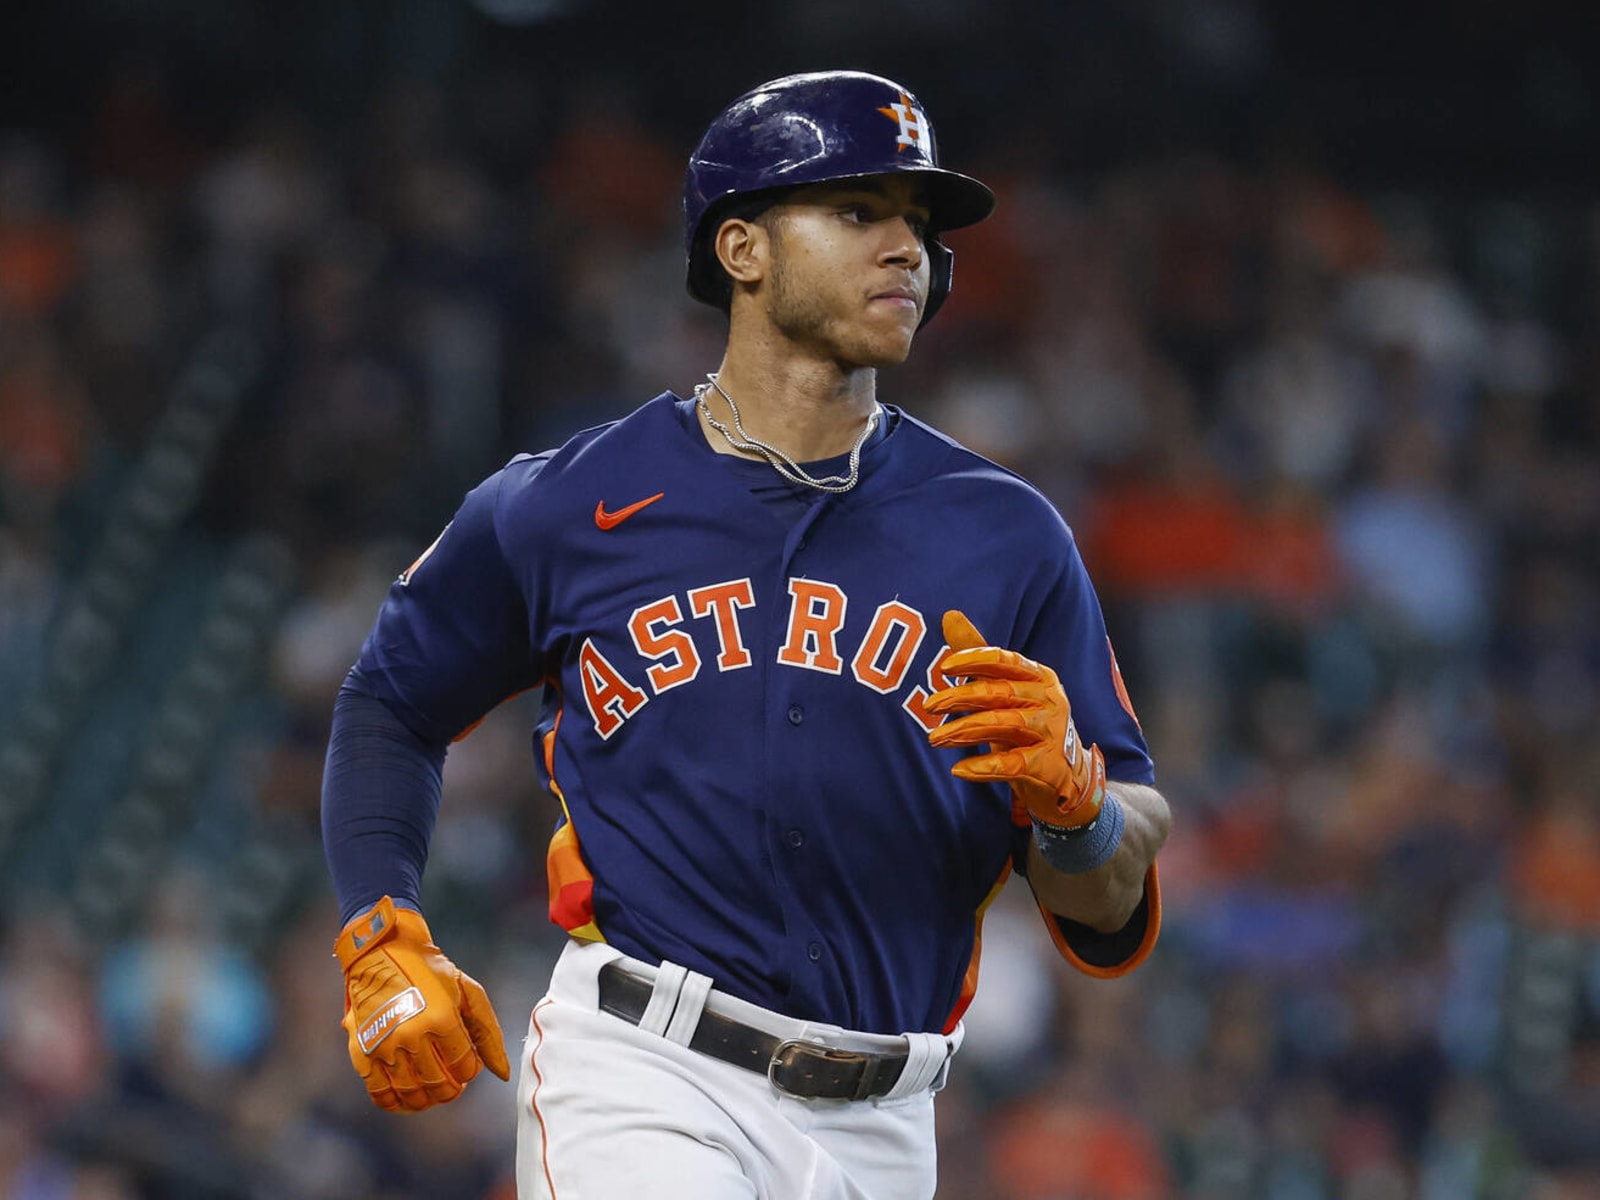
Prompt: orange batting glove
<box><xmin>335</xmin><ymin>896</ymin><xmax>510</xmax><ymax>1113</ymax></box>
<box><xmin>924</xmin><ymin>610</ymin><xmax>1106</xmax><ymax>830</ymax></box>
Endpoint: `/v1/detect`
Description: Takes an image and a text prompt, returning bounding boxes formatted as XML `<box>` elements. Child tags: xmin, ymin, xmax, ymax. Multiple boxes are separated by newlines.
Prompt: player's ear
<box><xmin>713</xmin><ymin>215</ymin><xmax>771</xmax><ymax>289</ymax></box>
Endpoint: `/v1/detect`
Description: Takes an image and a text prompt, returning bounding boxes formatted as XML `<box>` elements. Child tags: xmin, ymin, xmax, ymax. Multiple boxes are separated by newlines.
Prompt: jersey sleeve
<box><xmin>355</xmin><ymin>458</ymin><xmax>547</xmax><ymax>743</ymax></box>
<box><xmin>321</xmin><ymin>680</ymin><xmax>447</xmax><ymax>923</ymax></box>
<box><xmin>1015</xmin><ymin>523</ymin><xmax>1161</xmax><ymax>978</ymax></box>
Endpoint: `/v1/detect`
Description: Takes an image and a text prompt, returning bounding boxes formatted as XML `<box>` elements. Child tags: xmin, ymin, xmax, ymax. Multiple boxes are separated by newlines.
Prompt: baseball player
<box><xmin>322</xmin><ymin>71</ymin><xmax>1170</xmax><ymax>1199</ymax></box>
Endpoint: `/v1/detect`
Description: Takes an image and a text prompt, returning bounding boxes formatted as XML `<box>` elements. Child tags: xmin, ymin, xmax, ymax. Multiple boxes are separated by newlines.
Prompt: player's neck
<box><xmin>698</xmin><ymin>348</ymin><xmax>879</xmax><ymax>464</ymax></box>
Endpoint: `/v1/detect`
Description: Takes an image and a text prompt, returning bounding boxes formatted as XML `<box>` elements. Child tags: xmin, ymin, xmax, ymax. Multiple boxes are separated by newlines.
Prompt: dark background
<box><xmin>3</xmin><ymin>1</ymin><xmax>1598</xmax><ymax>186</ymax></box>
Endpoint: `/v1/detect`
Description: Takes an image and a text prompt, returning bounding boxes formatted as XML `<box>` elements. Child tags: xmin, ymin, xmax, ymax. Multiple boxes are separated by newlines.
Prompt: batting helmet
<box><xmin>683</xmin><ymin>71</ymin><xmax>996</xmax><ymax>326</ymax></box>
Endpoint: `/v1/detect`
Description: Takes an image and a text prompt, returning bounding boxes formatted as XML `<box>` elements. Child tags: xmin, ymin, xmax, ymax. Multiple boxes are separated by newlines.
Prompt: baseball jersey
<box><xmin>351</xmin><ymin>393</ymin><xmax>1155</xmax><ymax>1035</ymax></box>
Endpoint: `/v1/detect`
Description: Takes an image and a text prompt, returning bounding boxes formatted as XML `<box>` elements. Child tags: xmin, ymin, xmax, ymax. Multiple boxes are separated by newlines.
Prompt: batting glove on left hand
<box><xmin>924</xmin><ymin>609</ymin><xmax>1106</xmax><ymax>830</ymax></box>
<box><xmin>335</xmin><ymin>896</ymin><xmax>510</xmax><ymax>1113</ymax></box>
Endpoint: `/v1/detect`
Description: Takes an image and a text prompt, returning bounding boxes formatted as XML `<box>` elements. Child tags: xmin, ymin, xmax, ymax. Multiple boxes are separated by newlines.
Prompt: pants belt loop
<box><xmin>880</xmin><ymin>1031</ymin><xmax>952</xmax><ymax>1100</ymax></box>
<box><xmin>929</xmin><ymin>1022</ymin><xmax>964</xmax><ymax>1094</ymax></box>
<box><xmin>638</xmin><ymin>962</ymin><xmax>687</xmax><ymax>1037</ymax></box>
<box><xmin>664</xmin><ymin>969</ymin><xmax>713</xmax><ymax>1047</ymax></box>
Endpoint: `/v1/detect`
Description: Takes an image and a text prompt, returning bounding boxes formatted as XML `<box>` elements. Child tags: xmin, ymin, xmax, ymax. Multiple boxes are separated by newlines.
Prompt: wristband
<box><xmin>1032</xmin><ymin>793</ymin><xmax>1124</xmax><ymax>874</ymax></box>
<box><xmin>334</xmin><ymin>895</ymin><xmax>409</xmax><ymax>969</ymax></box>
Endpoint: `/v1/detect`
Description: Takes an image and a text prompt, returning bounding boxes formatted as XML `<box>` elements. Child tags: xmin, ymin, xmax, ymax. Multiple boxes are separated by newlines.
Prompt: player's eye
<box><xmin>836</xmin><ymin>201</ymin><xmax>928</xmax><ymax>243</ymax></box>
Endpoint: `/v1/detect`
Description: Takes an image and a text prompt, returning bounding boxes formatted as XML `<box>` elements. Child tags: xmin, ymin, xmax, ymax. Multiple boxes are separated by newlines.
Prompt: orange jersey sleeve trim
<box><xmin>1038</xmin><ymin>860</ymin><xmax>1161</xmax><ymax>980</ymax></box>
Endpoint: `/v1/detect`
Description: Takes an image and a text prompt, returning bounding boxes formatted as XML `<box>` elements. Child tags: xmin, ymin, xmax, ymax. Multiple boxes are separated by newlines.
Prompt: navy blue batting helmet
<box><xmin>683</xmin><ymin>71</ymin><xmax>996</xmax><ymax>326</ymax></box>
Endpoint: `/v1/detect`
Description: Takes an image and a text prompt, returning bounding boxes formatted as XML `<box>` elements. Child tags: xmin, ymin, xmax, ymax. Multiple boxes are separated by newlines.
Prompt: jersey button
<box><xmin>785</xmin><ymin>829</ymin><xmax>805</xmax><ymax>849</ymax></box>
<box><xmin>807</xmin><ymin>942</ymin><xmax>822</xmax><ymax>962</ymax></box>
<box><xmin>787</xmin><ymin>705</ymin><xmax>804</xmax><ymax>725</ymax></box>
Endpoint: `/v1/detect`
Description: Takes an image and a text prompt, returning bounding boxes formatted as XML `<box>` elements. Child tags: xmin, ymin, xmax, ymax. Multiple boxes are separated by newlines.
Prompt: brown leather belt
<box><xmin>596</xmin><ymin>961</ymin><xmax>909</xmax><ymax>1101</ymax></box>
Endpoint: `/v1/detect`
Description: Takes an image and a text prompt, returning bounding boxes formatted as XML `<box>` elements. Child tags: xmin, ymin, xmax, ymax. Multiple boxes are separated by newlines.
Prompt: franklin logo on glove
<box><xmin>357</xmin><ymin>986</ymin><xmax>426</xmax><ymax>1053</ymax></box>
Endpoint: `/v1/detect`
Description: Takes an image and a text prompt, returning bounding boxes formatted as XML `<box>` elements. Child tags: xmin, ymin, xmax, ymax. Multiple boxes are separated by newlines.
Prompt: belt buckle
<box><xmin>767</xmin><ymin>1039</ymin><xmax>872</xmax><ymax>1100</ymax></box>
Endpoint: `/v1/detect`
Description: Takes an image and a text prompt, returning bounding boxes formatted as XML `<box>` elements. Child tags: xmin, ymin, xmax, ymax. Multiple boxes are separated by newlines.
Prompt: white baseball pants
<box><xmin>516</xmin><ymin>938</ymin><xmax>961</xmax><ymax>1199</ymax></box>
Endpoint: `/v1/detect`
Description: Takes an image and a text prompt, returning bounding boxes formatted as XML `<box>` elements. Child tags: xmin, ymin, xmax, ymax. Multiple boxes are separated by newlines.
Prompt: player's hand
<box><xmin>335</xmin><ymin>896</ymin><xmax>511</xmax><ymax>1113</ymax></box>
<box><xmin>924</xmin><ymin>610</ymin><xmax>1106</xmax><ymax>829</ymax></box>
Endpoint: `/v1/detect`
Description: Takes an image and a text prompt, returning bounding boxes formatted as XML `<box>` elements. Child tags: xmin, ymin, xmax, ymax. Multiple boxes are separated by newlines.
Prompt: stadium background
<box><xmin>1</xmin><ymin>1</ymin><xmax>1598</xmax><ymax>1196</ymax></box>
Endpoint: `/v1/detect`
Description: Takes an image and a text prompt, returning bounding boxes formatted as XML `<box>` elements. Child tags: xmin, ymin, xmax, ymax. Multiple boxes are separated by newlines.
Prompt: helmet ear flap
<box><xmin>919</xmin><ymin>236</ymin><xmax>954</xmax><ymax>328</ymax></box>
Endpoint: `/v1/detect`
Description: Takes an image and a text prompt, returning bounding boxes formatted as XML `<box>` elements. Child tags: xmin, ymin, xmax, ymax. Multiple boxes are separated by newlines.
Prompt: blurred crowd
<box><xmin>2</xmin><ymin>31</ymin><xmax>1600</xmax><ymax>1200</ymax></box>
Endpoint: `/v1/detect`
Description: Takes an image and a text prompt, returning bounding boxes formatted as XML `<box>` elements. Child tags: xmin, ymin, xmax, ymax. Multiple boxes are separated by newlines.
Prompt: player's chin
<box><xmin>882</xmin><ymin>327</ymin><xmax>920</xmax><ymax>364</ymax></box>
<box><xmin>879</xmin><ymin>337</ymin><xmax>917</xmax><ymax>366</ymax></box>
<box><xmin>854</xmin><ymin>315</ymin><xmax>920</xmax><ymax>365</ymax></box>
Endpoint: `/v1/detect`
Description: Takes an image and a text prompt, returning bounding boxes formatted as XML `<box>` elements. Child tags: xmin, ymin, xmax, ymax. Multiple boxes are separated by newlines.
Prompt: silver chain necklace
<box><xmin>693</xmin><ymin>373</ymin><xmax>880</xmax><ymax>494</ymax></box>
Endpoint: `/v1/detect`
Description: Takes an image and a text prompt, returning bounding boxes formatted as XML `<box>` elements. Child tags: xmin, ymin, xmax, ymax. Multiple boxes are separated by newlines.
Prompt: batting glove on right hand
<box><xmin>924</xmin><ymin>609</ymin><xmax>1106</xmax><ymax>830</ymax></box>
<box><xmin>335</xmin><ymin>896</ymin><xmax>510</xmax><ymax>1113</ymax></box>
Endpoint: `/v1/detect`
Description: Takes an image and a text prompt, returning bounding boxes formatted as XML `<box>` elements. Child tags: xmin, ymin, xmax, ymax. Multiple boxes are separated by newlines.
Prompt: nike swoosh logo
<box><xmin>595</xmin><ymin>492</ymin><xmax>664</xmax><ymax>530</ymax></box>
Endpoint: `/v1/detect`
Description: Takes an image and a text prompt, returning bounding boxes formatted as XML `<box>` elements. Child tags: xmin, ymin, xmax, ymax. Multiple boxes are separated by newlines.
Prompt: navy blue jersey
<box><xmin>353</xmin><ymin>393</ymin><xmax>1153</xmax><ymax>1035</ymax></box>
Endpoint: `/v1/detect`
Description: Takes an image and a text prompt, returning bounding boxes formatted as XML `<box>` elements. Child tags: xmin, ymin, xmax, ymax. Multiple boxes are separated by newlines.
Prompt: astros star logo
<box><xmin>877</xmin><ymin>92</ymin><xmax>931</xmax><ymax>158</ymax></box>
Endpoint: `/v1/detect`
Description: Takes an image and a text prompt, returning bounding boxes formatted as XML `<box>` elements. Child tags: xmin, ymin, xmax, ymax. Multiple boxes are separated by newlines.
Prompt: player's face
<box><xmin>760</xmin><ymin>178</ymin><xmax>934</xmax><ymax>368</ymax></box>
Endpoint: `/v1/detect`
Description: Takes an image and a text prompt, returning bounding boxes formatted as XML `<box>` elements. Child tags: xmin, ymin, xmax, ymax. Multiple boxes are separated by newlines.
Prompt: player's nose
<box><xmin>877</xmin><ymin>217</ymin><xmax>925</xmax><ymax>269</ymax></box>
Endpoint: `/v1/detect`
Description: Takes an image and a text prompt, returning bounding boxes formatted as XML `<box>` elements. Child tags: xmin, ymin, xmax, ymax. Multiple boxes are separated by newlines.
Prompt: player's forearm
<box><xmin>1026</xmin><ymin>781</ymin><xmax>1169</xmax><ymax>933</ymax></box>
<box><xmin>321</xmin><ymin>676</ymin><xmax>448</xmax><ymax>924</ymax></box>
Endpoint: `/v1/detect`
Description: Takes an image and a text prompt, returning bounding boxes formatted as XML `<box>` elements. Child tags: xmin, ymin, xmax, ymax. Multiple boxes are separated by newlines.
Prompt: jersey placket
<box><xmin>760</xmin><ymin>494</ymin><xmax>845</xmax><ymax>1014</ymax></box>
